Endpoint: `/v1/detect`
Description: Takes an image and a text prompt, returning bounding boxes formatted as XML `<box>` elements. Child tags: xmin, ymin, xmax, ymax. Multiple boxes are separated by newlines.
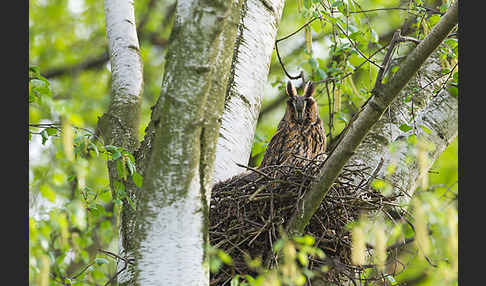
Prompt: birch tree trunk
<box><xmin>212</xmin><ymin>0</ymin><xmax>285</xmax><ymax>183</ymax></box>
<box><xmin>113</xmin><ymin>0</ymin><xmax>245</xmax><ymax>284</ymax></box>
<box><xmin>99</xmin><ymin>0</ymin><xmax>143</xmax><ymax>153</ymax></box>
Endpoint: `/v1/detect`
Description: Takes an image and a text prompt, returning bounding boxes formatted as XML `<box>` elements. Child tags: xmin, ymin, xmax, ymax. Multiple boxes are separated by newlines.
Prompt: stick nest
<box><xmin>209</xmin><ymin>154</ymin><xmax>404</xmax><ymax>285</ymax></box>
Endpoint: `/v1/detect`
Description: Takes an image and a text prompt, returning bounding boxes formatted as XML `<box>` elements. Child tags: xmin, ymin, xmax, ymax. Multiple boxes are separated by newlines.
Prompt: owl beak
<box><xmin>295</xmin><ymin>112</ymin><xmax>304</xmax><ymax>124</ymax></box>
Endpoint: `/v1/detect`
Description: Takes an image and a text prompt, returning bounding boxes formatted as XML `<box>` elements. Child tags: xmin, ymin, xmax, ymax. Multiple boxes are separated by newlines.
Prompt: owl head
<box><xmin>285</xmin><ymin>81</ymin><xmax>319</xmax><ymax>125</ymax></box>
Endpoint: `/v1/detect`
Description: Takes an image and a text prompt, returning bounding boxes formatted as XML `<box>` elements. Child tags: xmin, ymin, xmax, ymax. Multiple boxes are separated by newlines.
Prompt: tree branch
<box><xmin>286</xmin><ymin>0</ymin><xmax>458</xmax><ymax>235</ymax></box>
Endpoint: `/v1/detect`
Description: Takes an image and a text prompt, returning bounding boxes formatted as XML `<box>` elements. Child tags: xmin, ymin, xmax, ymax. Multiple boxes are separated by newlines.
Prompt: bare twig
<box><xmin>334</xmin><ymin>23</ymin><xmax>383</xmax><ymax>70</ymax></box>
<box><xmin>374</xmin><ymin>30</ymin><xmax>402</xmax><ymax>91</ymax></box>
<box><xmin>97</xmin><ymin>249</ymin><xmax>134</xmax><ymax>286</ymax></box>
<box><xmin>274</xmin><ymin>17</ymin><xmax>320</xmax><ymax>81</ymax></box>
<box><xmin>433</xmin><ymin>62</ymin><xmax>458</xmax><ymax>97</ymax></box>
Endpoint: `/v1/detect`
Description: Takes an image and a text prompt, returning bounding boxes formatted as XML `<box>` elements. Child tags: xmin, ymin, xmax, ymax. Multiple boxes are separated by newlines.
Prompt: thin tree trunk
<box><xmin>212</xmin><ymin>0</ymin><xmax>285</xmax><ymax>183</ymax></box>
<box><xmin>98</xmin><ymin>1</ymin><xmax>145</xmax><ymax>285</ymax></box>
<box><xmin>99</xmin><ymin>0</ymin><xmax>143</xmax><ymax>152</ymax></box>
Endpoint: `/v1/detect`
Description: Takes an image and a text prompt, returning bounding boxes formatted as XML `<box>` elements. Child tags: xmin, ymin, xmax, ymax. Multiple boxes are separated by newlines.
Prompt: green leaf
<box><xmin>349</xmin><ymin>31</ymin><xmax>363</xmax><ymax>41</ymax></box>
<box><xmin>399</xmin><ymin>124</ymin><xmax>413</xmax><ymax>132</ymax></box>
<box><xmin>41</xmin><ymin>129</ymin><xmax>49</xmax><ymax>145</ymax></box>
<box><xmin>230</xmin><ymin>275</ymin><xmax>240</xmax><ymax>286</ymax></box>
<box><xmin>332</xmin><ymin>0</ymin><xmax>344</xmax><ymax>8</ymax></box>
<box><xmin>29</xmin><ymin>66</ymin><xmax>40</xmax><ymax>75</ymax></box>
<box><xmin>420</xmin><ymin>125</ymin><xmax>432</xmax><ymax>134</ymax></box>
<box><xmin>45</xmin><ymin>128</ymin><xmax>58</xmax><ymax>135</ymax></box>
<box><xmin>112</xmin><ymin>151</ymin><xmax>122</xmax><ymax>161</ymax></box>
<box><xmin>105</xmin><ymin>145</ymin><xmax>118</xmax><ymax>152</ymax></box>
<box><xmin>116</xmin><ymin>159</ymin><xmax>127</xmax><ymax>180</ymax></box>
<box><xmin>304</xmin><ymin>0</ymin><xmax>312</xmax><ymax>9</ymax></box>
<box><xmin>371</xmin><ymin>179</ymin><xmax>386</xmax><ymax>190</ymax></box>
<box><xmin>272</xmin><ymin>239</ymin><xmax>284</xmax><ymax>253</ymax></box>
<box><xmin>113</xmin><ymin>180</ymin><xmax>125</xmax><ymax>196</ymax></box>
<box><xmin>317</xmin><ymin>68</ymin><xmax>328</xmax><ymax>81</ymax></box>
<box><xmin>209</xmin><ymin>257</ymin><xmax>222</xmax><ymax>273</ymax></box>
<box><xmin>39</xmin><ymin>184</ymin><xmax>56</xmax><ymax>202</ymax></box>
<box><xmin>132</xmin><ymin>172</ymin><xmax>143</xmax><ymax>188</ymax></box>
<box><xmin>95</xmin><ymin>258</ymin><xmax>109</xmax><ymax>265</ymax></box>
<box><xmin>89</xmin><ymin>142</ymin><xmax>99</xmax><ymax>157</ymax></box>
<box><xmin>321</xmin><ymin>12</ymin><xmax>337</xmax><ymax>23</ymax></box>
<box><xmin>217</xmin><ymin>250</ymin><xmax>233</xmax><ymax>265</ymax></box>
<box><xmin>428</xmin><ymin>14</ymin><xmax>441</xmax><ymax>26</ymax></box>
<box><xmin>404</xmin><ymin>93</ymin><xmax>414</xmax><ymax>103</ymax></box>
<box><xmin>453</xmin><ymin>71</ymin><xmax>458</xmax><ymax>82</ymax></box>
<box><xmin>245</xmin><ymin>275</ymin><xmax>255</xmax><ymax>283</ymax></box>
<box><xmin>408</xmin><ymin>134</ymin><xmax>418</xmax><ymax>146</ymax></box>
<box><xmin>386</xmin><ymin>275</ymin><xmax>398</xmax><ymax>285</ymax></box>
<box><xmin>126</xmin><ymin>196</ymin><xmax>136</xmax><ymax>210</ymax></box>
<box><xmin>126</xmin><ymin>160</ymin><xmax>136</xmax><ymax>175</ymax></box>
<box><xmin>297</xmin><ymin>252</ymin><xmax>309</xmax><ymax>266</ymax></box>
<box><xmin>447</xmin><ymin>85</ymin><xmax>458</xmax><ymax>98</ymax></box>
<box><xmin>294</xmin><ymin>235</ymin><xmax>315</xmax><ymax>246</ymax></box>
<box><xmin>125</xmin><ymin>152</ymin><xmax>135</xmax><ymax>163</ymax></box>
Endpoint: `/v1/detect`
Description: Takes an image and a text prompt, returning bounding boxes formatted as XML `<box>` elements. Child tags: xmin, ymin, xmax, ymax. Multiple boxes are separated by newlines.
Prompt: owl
<box><xmin>258</xmin><ymin>81</ymin><xmax>326</xmax><ymax>169</ymax></box>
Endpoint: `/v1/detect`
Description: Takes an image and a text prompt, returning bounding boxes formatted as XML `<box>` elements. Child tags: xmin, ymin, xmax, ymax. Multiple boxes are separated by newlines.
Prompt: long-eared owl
<box><xmin>258</xmin><ymin>81</ymin><xmax>326</xmax><ymax>169</ymax></box>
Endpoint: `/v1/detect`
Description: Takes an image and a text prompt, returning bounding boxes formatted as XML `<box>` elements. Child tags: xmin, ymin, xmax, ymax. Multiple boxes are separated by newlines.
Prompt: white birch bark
<box><xmin>102</xmin><ymin>1</ymin><xmax>144</xmax><ymax>282</ymax></box>
<box><xmin>212</xmin><ymin>0</ymin><xmax>286</xmax><ymax>183</ymax></box>
<box><xmin>102</xmin><ymin>0</ymin><xmax>143</xmax><ymax>150</ymax></box>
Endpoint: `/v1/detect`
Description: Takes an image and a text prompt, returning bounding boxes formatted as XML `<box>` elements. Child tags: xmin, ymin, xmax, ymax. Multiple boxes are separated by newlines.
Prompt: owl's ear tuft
<box><xmin>303</xmin><ymin>81</ymin><xmax>315</xmax><ymax>98</ymax></box>
<box><xmin>286</xmin><ymin>81</ymin><xmax>297</xmax><ymax>98</ymax></box>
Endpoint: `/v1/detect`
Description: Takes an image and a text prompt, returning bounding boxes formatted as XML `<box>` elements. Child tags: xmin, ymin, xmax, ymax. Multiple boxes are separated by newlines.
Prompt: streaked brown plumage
<box><xmin>259</xmin><ymin>81</ymin><xmax>326</xmax><ymax>169</ymax></box>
